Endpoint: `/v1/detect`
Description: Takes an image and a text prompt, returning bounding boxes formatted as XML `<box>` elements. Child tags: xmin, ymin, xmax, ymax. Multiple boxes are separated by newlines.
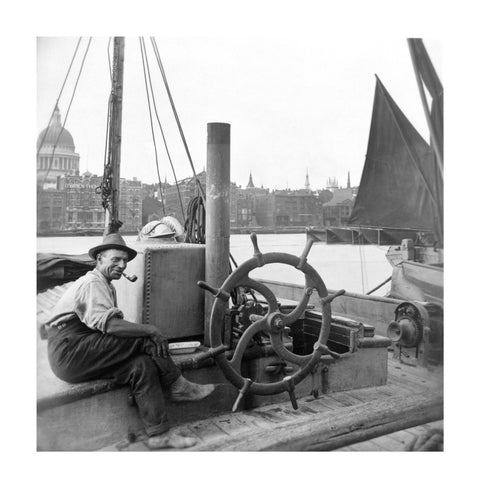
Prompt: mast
<box><xmin>105</xmin><ymin>37</ymin><xmax>125</xmax><ymax>234</ymax></box>
<box><xmin>407</xmin><ymin>39</ymin><xmax>443</xmax><ymax>178</ymax></box>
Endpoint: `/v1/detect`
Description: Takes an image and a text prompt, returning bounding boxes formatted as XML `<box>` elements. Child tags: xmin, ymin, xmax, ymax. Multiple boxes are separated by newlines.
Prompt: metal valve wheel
<box><xmin>199</xmin><ymin>233</ymin><xmax>345</xmax><ymax>409</ymax></box>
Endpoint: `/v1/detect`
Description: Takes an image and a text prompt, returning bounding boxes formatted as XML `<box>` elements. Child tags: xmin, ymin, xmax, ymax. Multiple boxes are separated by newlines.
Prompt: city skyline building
<box><xmin>37</xmin><ymin>111</ymin><xmax>145</xmax><ymax>233</ymax></box>
<box><xmin>36</xmin><ymin>113</ymin><xmax>356</xmax><ymax>233</ymax></box>
<box><xmin>37</xmin><ymin>105</ymin><xmax>80</xmax><ymax>189</ymax></box>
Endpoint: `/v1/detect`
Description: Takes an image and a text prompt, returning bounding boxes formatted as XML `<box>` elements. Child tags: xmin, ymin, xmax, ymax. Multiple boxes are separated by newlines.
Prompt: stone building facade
<box><xmin>37</xmin><ymin>188</ymin><xmax>67</xmax><ymax>233</ymax></box>
<box><xmin>322</xmin><ymin>188</ymin><xmax>355</xmax><ymax>227</ymax></box>
<box><xmin>162</xmin><ymin>171</ymin><xmax>207</xmax><ymax>223</ymax></box>
<box><xmin>37</xmin><ymin>106</ymin><xmax>80</xmax><ymax>189</ymax></box>
<box><xmin>119</xmin><ymin>178</ymin><xmax>143</xmax><ymax>232</ymax></box>
<box><xmin>37</xmin><ymin>108</ymin><xmax>145</xmax><ymax>234</ymax></box>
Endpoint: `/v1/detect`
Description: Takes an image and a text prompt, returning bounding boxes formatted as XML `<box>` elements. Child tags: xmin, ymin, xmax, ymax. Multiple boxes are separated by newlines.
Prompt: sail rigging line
<box><xmin>42</xmin><ymin>37</ymin><xmax>92</xmax><ymax>187</ymax></box>
<box><xmin>149</xmin><ymin>38</ymin><xmax>240</xmax><ymax>278</ymax></box>
<box><xmin>139</xmin><ymin>37</ymin><xmax>186</xmax><ymax>222</ymax></box>
<box><xmin>366</xmin><ymin>276</ymin><xmax>392</xmax><ymax>296</ymax></box>
<box><xmin>357</xmin><ymin>234</ymin><xmax>367</xmax><ymax>293</ymax></box>
<box><xmin>37</xmin><ymin>37</ymin><xmax>83</xmax><ymax>160</ymax></box>
<box><xmin>102</xmin><ymin>39</ymin><xmax>114</xmax><ymax>182</ymax></box>
<box><xmin>95</xmin><ymin>80</ymin><xmax>114</xmax><ymax>215</ymax></box>
<box><xmin>138</xmin><ymin>38</ymin><xmax>166</xmax><ymax>216</ymax></box>
<box><xmin>149</xmin><ymin>37</ymin><xmax>206</xmax><ymax>201</ymax></box>
<box><xmin>407</xmin><ymin>39</ymin><xmax>443</xmax><ymax>178</ymax></box>
<box><xmin>107</xmin><ymin>37</ymin><xmax>112</xmax><ymax>82</ymax></box>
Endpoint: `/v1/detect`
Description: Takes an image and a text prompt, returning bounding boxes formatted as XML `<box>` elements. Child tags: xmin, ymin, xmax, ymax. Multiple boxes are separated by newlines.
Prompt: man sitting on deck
<box><xmin>44</xmin><ymin>232</ymin><xmax>214</xmax><ymax>449</ymax></box>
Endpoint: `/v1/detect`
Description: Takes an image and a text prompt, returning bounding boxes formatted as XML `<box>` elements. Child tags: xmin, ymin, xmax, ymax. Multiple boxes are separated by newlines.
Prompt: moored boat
<box><xmin>36</xmin><ymin>37</ymin><xmax>443</xmax><ymax>452</ymax></box>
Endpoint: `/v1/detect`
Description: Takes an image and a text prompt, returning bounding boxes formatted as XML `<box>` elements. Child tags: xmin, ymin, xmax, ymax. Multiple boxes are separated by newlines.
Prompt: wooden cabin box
<box><xmin>115</xmin><ymin>242</ymin><xmax>206</xmax><ymax>340</ymax></box>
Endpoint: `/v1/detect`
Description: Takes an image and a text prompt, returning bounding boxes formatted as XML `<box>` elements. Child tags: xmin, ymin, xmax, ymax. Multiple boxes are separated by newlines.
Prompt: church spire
<box><xmin>52</xmin><ymin>104</ymin><xmax>62</xmax><ymax>126</ymax></box>
<box><xmin>247</xmin><ymin>171</ymin><xmax>255</xmax><ymax>188</ymax></box>
<box><xmin>305</xmin><ymin>169</ymin><xmax>311</xmax><ymax>191</ymax></box>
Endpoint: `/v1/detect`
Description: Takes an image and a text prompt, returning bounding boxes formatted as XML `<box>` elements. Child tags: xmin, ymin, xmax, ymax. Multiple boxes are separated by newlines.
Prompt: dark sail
<box><xmin>348</xmin><ymin>77</ymin><xmax>443</xmax><ymax>243</ymax></box>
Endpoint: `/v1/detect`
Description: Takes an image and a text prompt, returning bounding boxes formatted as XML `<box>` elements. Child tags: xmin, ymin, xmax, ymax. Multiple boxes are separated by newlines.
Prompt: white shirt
<box><xmin>45</xmin><ymin>269</ymin><xmax>124</xmax><ymax>333</ymax></box>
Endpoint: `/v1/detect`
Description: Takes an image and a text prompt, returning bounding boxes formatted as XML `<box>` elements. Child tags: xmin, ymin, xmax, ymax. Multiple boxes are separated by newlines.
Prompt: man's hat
<box><xmin>88</xmin><ymin>233</ymin><xmax>137</xmax><ymax>261</ymax></box>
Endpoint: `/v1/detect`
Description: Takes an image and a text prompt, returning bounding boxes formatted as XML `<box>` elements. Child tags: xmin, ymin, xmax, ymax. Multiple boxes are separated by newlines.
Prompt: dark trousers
<box><xmin>47</xmin><ymin>318</ymin><xmax>181</xmax><ymax>436</ymax></box>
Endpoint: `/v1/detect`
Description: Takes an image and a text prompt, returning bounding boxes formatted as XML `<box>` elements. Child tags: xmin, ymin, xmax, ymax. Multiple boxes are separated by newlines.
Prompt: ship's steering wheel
<box><xmin>198</xmin><ymin>233</ymin><xmax>345</xmax><ymax>411</ymax></box>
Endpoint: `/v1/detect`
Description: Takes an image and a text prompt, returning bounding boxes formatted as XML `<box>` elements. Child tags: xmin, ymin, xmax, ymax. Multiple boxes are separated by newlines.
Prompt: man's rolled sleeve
<box><xmin>74</xmin><ymin>281</ymin><xmax>124</xmax><ymax>333</ymax></box>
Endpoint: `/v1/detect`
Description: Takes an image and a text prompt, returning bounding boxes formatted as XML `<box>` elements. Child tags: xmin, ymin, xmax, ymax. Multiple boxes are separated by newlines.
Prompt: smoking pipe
<box><xmin>122</xmin><ymin>272</ymin><xmax>138</xmax><ymax>282</ymax></box>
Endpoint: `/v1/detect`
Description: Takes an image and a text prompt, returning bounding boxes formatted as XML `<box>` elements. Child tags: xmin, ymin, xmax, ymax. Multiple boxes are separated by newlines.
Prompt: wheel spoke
<box><xmin>229</xmin><ymin>317</ymin><xmax>268</xmax><ymax>372</ymax></box>
<box><xmin>277</xmin><ymin>275</ymin><xmax>316</xmax><ymax>325</ymax></box>
<box><xmin>278</xmin><ymin>286</ymin><xmax>313</xmax><ymax>325</ymax></box>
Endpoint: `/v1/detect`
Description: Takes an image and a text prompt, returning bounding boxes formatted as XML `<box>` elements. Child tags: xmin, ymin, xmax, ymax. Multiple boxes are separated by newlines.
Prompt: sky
<box><xmin>37</xmin><ymin>36</ymin><xmax>441</xmax><ymax>191</ymax></box>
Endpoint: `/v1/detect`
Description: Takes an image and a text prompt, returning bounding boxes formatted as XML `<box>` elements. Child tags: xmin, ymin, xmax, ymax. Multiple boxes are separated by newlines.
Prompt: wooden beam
<box><xmin>204</xmin><ymin>123</ymin><xmax>231</xmax><ymax>345</ymax></box>
<box><xmin>193</xmin><ymin>391</ymin><xmax>442</xmax><ymax>451</ymax></box>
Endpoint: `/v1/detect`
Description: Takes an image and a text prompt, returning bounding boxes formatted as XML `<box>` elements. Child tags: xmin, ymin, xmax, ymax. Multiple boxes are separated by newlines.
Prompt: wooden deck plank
<box><xmin>391</xmin><ymin>363</ymin><xmax>443</xmax><ymax>381</ymax></box>
<box><xmin>210</xmin><ymin>414</ymin><xmax>256</xmax><ymax>436</ymax></box>
<box><xmin>388</xmin><ymin>357</ymin><xmax>443</xmax><ymax>381</ymax></box>
<box><xmin>385</xmin><ymin>379</ymin><xmax>421</xmax><ymax>396</ymax></box>
<box><xmin>388</xmin><ymin>374</ymin><xmax>436</xmax><ymax>391</ymax></box>
<box><xmin>386</xmin><ymin>375</ymin><xmax>425</xmax><ymax>394</ymax></box>
<box><xmin>307</xmin><ymin>395</ymin><xmax>348</xmax><ymax>411</ymax></box>
<box><xmin>337</xmin><ymin>443</ymin><xmax>363</xmax><ymax>451</ymax></box>
<box><xmin>388</xmin><ymin>429</ymin><xmax>418</xmax><ymax>447</ymax></box>
<box><xmin>363</xmin><ymin>433</ymin><xmax>406</xmax><ymax>451</ymax></box>
<box><xmin>376</xmin><ymin>384</ymin><xmax>409</xmax><ymax>397</ymax></box>
<box><xmin>191</xmin><ymin>390</ymin><xmax>443</xmax><ymax>451</ymax></box>
<box><xmin>388</xmin><ymin>366</ymin><xmax>442</xmax><ymax>389</ymax></box>
<box><xmin>240</xmin><ymin>410</ymin><xmax>286</xmax><ymax>429</ymax></box>
<box><xmin>405</xmin><ymin>421</ymin><xmax>443</xmax><ymax>437</ymax></box>
<box><xmin>268</xmin><ymin>405</ymin><xmax>304</xmax><ymax>416</ymax></box>
<box><xmin>102</xmin><ymin>389</ymin><xmax>443</xmax><ymax>452</ymax></box>
<box><xmin>342</xmin><ymin>439</ymin><xmax>382</xmax><ymax>451</ymax></box>
<box><xmin>328</xmin><ymin>391</ymin><xmax>365</xmax><ymax>407</ymax></box>
<box><xmin>186</xmin><ymin>419</ymin><xmax>229</xmax><ymax>442</ymax></box>
<box><xmin>224</xmin><ymin>412</ymin><xmax>269</xmax><ymax>432</ymax></box>
<box><xmin>346</xmin><ymin>386</ymin><xmax>392</xmax><ymax>403</ymax></box>
<box><xmin>335</xmin><ymin>445</ymin><xmax>357</xmax><ymax>451</ymax></box>
<box><xmin>335</xmin><ymin>420</ymin><xmax>444</xmax><ymax>452</ymax></box>
<box><xmin>297</xmin><ymin>403</ymin><xmax>326</xmax><ymax>415</ymax></box>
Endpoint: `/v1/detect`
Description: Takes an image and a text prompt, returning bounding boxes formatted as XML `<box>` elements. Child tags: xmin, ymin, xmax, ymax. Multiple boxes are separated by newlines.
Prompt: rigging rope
<box><xmin>183</xmin><ymin>192</ymin><xmax>240</xmax><ymax>305</ymax></box>
<box><xmin>147</xmin><ymin>37</ymin><xmax>240</xmax><ymax>299</ymax></box>
<box><xmin>140</xmin><ymin>37</ymin><xmax>186</xmax><ymax>222</ymax></box>
<box><xmin>150</xmin><ymin>37</ymin><xmax>206</xmax><ymax>200</ymax></box>
<box><xmin>37</xmin><ymin>37</ymin><xmax>82</xmax><ymax>161</ymax></box>
<box><xmin>138</xmin><ymin>38</ymin><xmax>166</xmax><ymax>215</ymax></box>
<box><xmin>96</xmin><ymin>74</ymin><xmax>114</xmax><ymax>219</ymax></box>
<box><xmin>366</xmin><ymin>276</ymin><xmax>392</xmax><ymax>295</ymax></box>
<box><xmin>107</xmin><ymin>37</ymin><xmax>112</xmax><ymax>82</ymax></box>
<box><xmin>358</xmin><ymin>234</ymin><xmax>367</xmax><ymax>293</ymax></box>
<box><xmin>42</xmin><ymin>37</ymin><xmax>92</xmax><ymax>186</ymax></box>
<box><xmin>184</xmin><ymin>194</ymin><xmax>205</xmax><ymax>244</ymax></box>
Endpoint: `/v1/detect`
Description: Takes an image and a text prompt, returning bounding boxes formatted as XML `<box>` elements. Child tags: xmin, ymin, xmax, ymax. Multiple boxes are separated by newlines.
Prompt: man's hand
<box><xmin>149</xmin><ymin>329</ymin><xmax>170</xmax><ymax>358</ymax></box>
<box><xmin>104</xmin><ymin>318</ymin><xmax>170</xmax><ymax>358</ymax></box>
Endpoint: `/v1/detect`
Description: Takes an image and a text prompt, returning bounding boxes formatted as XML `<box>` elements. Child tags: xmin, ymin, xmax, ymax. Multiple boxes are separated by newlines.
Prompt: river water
<box><xmin>37</xmin><ymin>234</ymin><xmax>392</xmax><ymax>295</ymax></box>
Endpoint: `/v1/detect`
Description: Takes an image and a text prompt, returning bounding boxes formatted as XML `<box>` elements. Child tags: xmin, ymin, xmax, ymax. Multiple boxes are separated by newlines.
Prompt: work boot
<box><xmin>170</xmin><ymin>375</ymin><xmax>215</xmax><ymax>402</ymax></box>
<box><xmin>146</xmin><ymin>431</ymin><xmax>197</xmax><ymax>450</ymax></box>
